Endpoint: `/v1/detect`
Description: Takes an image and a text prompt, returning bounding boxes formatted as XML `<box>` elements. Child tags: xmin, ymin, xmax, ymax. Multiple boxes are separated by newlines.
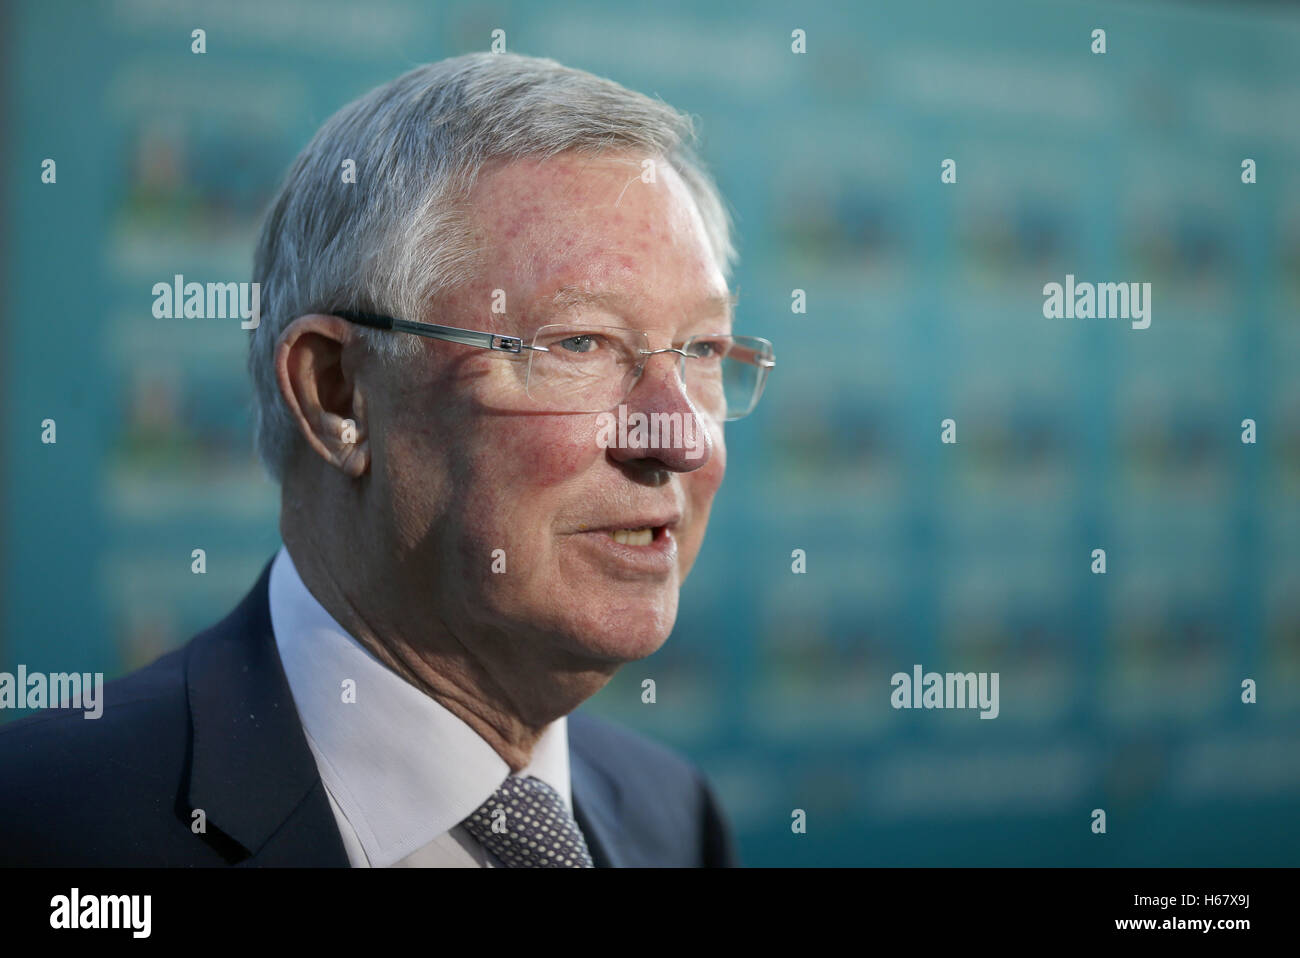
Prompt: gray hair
<box><xmin>249</xmin><ymin>51</ymin><xmax>737</xmax><ymax>482</ymax></box>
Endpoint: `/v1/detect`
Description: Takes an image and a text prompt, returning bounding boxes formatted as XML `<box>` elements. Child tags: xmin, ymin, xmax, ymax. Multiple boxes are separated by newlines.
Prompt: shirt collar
<box><xmin>267</xmin><ymin>545</ymin><xmax>570</xmax><ymax>867</ymax></box>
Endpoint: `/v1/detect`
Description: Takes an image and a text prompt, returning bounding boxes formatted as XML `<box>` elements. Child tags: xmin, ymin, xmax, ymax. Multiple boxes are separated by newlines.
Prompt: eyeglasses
<box><xmin>335</xmin><ymin>310</ymin><xmax>775</xmax><ymax>421</ymax></box>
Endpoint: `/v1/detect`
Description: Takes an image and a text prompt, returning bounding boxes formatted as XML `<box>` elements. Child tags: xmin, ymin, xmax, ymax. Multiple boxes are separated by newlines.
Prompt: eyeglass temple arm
<box><xmin>335</xmin><ymin>310</ymin><xmax>548</xmax><ymax>354</ymax></box>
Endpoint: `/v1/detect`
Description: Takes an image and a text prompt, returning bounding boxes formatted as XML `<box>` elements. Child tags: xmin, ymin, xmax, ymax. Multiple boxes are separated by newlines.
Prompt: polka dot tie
<box><xmin>460</xmin><ymin>775</ymin><xmax>595</xmax><ymax>868</ymax></box>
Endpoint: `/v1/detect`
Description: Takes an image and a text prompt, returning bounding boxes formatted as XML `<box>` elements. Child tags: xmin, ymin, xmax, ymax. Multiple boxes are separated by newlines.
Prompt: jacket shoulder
<box><xmin>0</xmin><ymin>644</ymin><xmax>190</xmax><ymax>772</ymax></box>
<box><xmin>0</xmin><ymin>645</ymin><xmax>210</xmax><ymax>865</ymax></box>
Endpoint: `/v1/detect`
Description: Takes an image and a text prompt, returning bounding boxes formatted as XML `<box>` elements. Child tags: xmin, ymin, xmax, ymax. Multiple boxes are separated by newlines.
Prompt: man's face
<box><xmin>369</xmin><ymin>152</ymin><xmax>729</xmax><ymax>664</ymax></box>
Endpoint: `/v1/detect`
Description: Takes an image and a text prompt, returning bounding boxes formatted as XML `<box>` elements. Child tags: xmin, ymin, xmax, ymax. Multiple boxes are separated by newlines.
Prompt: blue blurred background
<box><xmin>3</xmin><ymin>0</ymin><xmax>1298</xmax><ymax>865</ymax></box>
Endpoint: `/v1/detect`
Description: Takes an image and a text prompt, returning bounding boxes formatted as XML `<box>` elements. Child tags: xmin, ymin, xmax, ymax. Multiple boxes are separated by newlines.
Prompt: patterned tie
<box><xmin>460</xmin><ymin>775</ymin><xmax>595</xmax><ymax>868</ymax></box>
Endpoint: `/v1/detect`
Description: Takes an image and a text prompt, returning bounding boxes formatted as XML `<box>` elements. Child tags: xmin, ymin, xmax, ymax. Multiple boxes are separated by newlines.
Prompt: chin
<box><xmin>561</xmin><ymin>593</ymin><xmax>679</xmax><ymax>663</ymax></box>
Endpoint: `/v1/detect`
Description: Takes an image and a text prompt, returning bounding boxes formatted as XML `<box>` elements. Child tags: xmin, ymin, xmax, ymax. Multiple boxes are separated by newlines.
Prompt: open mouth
<box><xmin>605</xmin><ymin>526</ymin><xmax>664</xmax><ymax>546</ymax></box>
<box><xmin>570</xmin><ymin>520</ymin><xmax>678</xmax><ymax>574</ymax></box>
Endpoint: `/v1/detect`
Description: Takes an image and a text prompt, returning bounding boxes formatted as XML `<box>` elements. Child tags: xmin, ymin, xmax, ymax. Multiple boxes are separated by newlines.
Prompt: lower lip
<box><xmin>568</xmin><ymin>527</ymin><xmax>678</xmax><ymax>576</ymax></box>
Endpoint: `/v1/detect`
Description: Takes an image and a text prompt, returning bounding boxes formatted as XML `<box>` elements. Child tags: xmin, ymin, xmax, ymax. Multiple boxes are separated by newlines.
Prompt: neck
<box><xmin>280</xmin><ymin>511</ymin><xmax>615</xmax><ymax>773</ymax></box>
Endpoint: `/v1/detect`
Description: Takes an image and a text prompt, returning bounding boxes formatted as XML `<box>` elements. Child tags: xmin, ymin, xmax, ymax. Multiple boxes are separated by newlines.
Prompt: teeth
<box><xmin>609</xmin><ymin>528</ymin><xmax>654</xmax><ymax>546</ymax></box>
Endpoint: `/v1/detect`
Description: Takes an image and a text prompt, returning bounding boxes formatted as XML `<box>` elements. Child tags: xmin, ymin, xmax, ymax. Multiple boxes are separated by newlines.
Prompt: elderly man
<box><xmin>0</xmin><ymin>52</ymin><xmax>772</xmax><ymax>867</ymax></box>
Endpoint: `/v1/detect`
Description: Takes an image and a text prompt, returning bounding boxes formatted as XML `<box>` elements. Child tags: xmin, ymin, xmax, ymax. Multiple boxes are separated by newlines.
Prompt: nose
<box><xmin>603</xmin><ymin>349</ymin><xmax>713</xmax><ymax>474</ymax></box>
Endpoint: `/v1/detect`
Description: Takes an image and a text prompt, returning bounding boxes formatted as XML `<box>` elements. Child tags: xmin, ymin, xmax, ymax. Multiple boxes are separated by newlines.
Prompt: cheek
<box><xmin>686</xmin><ymin>429</ymin><xmax>727</xmax><ymax>531</ymax></box>
<box><xmin>702</xmin><ymin>420</ymin><xmax>727</xmax><ymax>493</ymax></box>
<box><xmin>476</xmin><ymin>415</ymin><xmax>598</xmax><ymax>490</ymax></box>
<box><xmin>454</xmin><ymin>414</ymin><xmax>602</xmax><ymax>563</ymax></box>
<box><xmin>457</xmin><ymin>418</ymin><xmax>601</xmax><ymax>616</ymax></box>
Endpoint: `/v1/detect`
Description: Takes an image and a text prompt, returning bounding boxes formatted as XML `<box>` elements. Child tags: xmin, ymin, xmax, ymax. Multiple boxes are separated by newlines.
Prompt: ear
<box><xmin>275</xmin><ymin>314</ymin><xmax>371</xmax><ymax>478</ymax></box>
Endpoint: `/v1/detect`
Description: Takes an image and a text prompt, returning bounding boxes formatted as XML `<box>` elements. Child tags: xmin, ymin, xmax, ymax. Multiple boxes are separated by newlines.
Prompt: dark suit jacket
<box><xmin>0</xmin><ymin>561</ymin><xmax>738</xmax><ymax>867</ymax></box>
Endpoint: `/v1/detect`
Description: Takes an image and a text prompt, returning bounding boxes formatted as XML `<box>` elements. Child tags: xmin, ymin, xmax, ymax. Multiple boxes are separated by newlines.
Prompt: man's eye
<box><xmin>559</xmin><ymin>335</ymin><xmax>598</xmax><ymax>353</ymax></box>
<box><xmin>689</xmin><ymin>340</ymin><xmax>725</xmax><ymax>359</ymax></box>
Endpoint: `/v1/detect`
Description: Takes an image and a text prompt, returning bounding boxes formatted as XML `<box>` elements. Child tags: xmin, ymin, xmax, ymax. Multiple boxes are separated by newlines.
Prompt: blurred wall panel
<box><xmin>3</xmin><ymin>0</ymin><xmax>1297</xmax><ymax>866</ymax></box>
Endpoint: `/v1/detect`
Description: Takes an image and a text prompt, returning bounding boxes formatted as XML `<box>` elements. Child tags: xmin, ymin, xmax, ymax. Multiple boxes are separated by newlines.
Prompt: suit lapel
<box><xmin>185</xmin><ymin>559</ymin><xmax>350</xmax><ymax>866</ymax></box>
<box><xmin>570</xmin><ymin>734</ymin><xmax>626</xmax><ymax>867</ymax></box>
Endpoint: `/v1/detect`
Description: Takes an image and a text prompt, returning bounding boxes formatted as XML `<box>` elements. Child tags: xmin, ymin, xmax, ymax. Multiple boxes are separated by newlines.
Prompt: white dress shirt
<box><xmin>267</xmin><ymin>545</ymin><xmax>571</xmax><ymax>867</ymax></box>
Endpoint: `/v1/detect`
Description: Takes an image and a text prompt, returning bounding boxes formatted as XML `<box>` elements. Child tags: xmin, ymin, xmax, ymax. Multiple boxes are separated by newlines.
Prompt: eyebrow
<box><xmin>545</xmin><ymin>285</ymin><xmax>738</xmax><ymax>322</ymax></box>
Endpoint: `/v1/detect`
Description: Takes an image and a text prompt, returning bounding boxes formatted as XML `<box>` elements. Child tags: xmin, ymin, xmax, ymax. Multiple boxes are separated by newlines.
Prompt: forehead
<box><xmin>463</xmin><ymin>152</ymin><xmax>729</xmax><ymax>324</ymax></box>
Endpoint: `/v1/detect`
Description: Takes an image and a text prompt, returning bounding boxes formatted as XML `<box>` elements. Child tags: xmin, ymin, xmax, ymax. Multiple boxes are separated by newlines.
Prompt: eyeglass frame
<box><xmin>332</xmin><ymin>309</ymin><xmax>775</xmax><ymax>419</ymax></box>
